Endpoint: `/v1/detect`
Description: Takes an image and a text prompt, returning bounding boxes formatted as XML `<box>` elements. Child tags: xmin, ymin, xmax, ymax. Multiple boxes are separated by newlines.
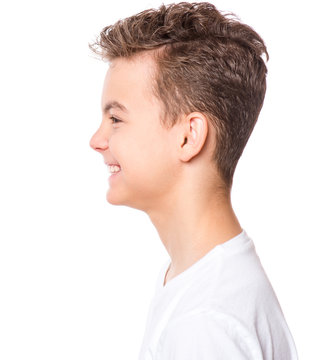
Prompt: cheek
<box><xmin>117</xmin><ymin>130</ymin><xmax>177</xmax><ymax>187</ymax></box>
<box><xmin>132</xmin><ymin>145</ymin><xmax>175</xmax><ymax>189</ymax></box>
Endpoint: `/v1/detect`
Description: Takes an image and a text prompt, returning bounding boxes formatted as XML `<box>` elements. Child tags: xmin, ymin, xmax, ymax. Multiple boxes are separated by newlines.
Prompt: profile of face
<box><xmin>89</xmin><ymin>55</ymin><xmax>182</xmax><ymax>212</ymax></box>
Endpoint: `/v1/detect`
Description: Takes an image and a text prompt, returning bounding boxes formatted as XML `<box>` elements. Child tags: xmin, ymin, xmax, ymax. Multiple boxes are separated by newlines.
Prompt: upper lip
<box><xmin>105</xmin><ymin>161</ymin><xmax>120</xmax><ymax>166</ymax></box>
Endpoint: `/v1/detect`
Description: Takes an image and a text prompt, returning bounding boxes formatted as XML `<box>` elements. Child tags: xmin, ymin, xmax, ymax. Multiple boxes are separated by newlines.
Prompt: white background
<box><xmin>0</xmin><ymin>0</ymin><xmax>323</xmax><ymax>359</ymax></box>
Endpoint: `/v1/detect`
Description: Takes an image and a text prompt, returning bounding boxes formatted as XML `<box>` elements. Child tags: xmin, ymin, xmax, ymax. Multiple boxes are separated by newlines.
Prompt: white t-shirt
<box><xmin>138</xmin><ymin>229</ymin><xmax>298</xmax><ymax>360</ymax></box>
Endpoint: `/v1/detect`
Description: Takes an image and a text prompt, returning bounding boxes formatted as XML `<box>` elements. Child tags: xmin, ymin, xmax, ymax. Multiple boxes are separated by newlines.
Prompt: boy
<box><xmin>89</xmin><ymin>2</ymin><xmax>298</xmax><ymax>359</ymax></box>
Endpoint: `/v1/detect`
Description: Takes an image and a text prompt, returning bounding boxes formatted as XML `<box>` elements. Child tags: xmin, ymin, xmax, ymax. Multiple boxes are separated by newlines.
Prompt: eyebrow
<box><xmin>103</xmin><ymin>101</ymin><xmax>129</xmax><ymax>114</ymax></box>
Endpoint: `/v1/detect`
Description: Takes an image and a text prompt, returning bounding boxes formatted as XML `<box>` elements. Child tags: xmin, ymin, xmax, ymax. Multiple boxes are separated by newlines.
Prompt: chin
<box><xmin>106</xmin><ymin>190</ymin><xmax>149</xmax><ymax>213</ymax></box>
<box><xmin>106</xmin><ymin>189</ymin><xmax>123</xmax><ymax>206</ymax></box>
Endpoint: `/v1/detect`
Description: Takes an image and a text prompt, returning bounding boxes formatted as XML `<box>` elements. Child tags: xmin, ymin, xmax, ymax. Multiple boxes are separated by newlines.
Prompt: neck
<box><xmin>147</xmin><ymin>188</ymin><xmax>242</xmax><ymax>283</ymax></box>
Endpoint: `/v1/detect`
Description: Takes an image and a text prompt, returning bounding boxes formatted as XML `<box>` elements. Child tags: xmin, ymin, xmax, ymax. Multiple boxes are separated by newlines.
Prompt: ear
<box><xmin>178</xmin><ymin>112</ymin><xmax>209</xmax><ymax>162</ymax></box>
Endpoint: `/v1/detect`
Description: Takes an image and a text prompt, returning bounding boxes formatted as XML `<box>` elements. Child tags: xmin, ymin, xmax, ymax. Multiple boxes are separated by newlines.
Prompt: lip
<box><xmin>105</xmin><ymin>161</ymin><xmax>120</xmax><ymax>166</ymax></box>
<box><xmin>108</xmin><ymin>169</ymin><xmax>121</xmax><ymax>184</ymax></box>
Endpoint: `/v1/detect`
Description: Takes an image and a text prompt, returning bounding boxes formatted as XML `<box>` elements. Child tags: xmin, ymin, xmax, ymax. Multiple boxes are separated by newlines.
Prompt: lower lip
<box><xmin>108</xmin><ymin>170</ymin><xmax>121</xmax><ymax>183</ymax></box>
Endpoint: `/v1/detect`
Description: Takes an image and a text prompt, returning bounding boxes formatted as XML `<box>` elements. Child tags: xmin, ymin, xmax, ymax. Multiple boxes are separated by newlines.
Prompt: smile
<box><xmin>108</xmin><ymin>165</ymin><xmax>121</xmax><ymax>173</ymax></box>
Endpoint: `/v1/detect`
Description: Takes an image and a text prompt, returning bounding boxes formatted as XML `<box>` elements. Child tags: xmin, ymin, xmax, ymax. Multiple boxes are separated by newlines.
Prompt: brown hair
<box><xmin>89</xmin><ymin>1</ymin><xmax>269</xmax><ymax>190</ymax></box>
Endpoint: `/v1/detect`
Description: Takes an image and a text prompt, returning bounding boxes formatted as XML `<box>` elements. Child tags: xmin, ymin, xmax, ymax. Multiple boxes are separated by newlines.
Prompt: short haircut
<box><xmin>89</xmin><ymin>1</ymin><xmax>269</xmax><ymax>190</ymax></box>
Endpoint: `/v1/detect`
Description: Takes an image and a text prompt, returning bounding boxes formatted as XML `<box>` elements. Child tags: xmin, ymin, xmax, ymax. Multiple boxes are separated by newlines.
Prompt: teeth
<box><xmin>108</xmin><ymin>165</ymin><xmax>121</xmax><ymax>173</ymax></box>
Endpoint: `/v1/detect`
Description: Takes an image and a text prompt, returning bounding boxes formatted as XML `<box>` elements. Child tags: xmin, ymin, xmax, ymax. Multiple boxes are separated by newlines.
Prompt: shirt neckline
<box><xmin>158</xmin><ymin>228</ymin><xmax>250</xmax><ymax>291</ymax></box>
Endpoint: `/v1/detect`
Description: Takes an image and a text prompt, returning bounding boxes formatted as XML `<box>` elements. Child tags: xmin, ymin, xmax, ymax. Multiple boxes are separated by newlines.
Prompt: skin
<box><xmin>89</xmin><ymin>52</ymin><xmax>242</xmax><ymax>286</ymax></box>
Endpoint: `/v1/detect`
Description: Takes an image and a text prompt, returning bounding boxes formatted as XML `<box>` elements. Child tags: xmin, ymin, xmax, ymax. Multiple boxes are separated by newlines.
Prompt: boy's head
<box><xmin>89</xmin><ymin>2</ymin><xmax>268</xmax><ymax>209</ymax></box>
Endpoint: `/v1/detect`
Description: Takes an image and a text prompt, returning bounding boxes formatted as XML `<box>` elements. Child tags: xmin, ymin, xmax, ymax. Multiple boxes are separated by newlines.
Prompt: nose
<box><xmin>89</xmin><ymin>125</ymin><xmax>109</xmax><ymax>153</ymax></box>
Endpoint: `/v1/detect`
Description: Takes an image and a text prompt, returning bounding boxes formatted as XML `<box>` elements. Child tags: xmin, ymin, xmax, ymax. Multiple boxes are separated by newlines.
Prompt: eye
<box><xmin>109</xmin><ymin>116</ymin><xmax>121</xmax><ymax>124</ymax></box>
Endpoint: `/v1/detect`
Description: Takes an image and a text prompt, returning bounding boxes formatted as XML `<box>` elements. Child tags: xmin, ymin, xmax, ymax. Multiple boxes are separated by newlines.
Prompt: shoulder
<box><xmin>156</xmin><ymin>309</ymin><xmax>263</xmax><ymax>360</ymax></box>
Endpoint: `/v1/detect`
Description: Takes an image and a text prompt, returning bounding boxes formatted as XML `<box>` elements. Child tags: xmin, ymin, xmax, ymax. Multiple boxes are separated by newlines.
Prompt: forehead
<box><xmin>101</xmin><ymin>54</ymin><xmax>158</xmax><ymax>110</ymax></box>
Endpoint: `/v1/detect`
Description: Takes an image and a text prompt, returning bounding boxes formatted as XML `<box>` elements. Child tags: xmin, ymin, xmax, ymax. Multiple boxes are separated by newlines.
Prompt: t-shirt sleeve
<box><xmin>155</xmin><ymin>311</ymin><xmax>262</xmax><ymax>360</ymax></box>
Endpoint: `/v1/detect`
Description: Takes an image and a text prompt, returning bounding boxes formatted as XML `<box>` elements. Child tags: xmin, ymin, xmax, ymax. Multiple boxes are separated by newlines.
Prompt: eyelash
<box><xmin>109</xmin><ymin>116</ymin><xmax>121</xmax><ymax>124</ymax></box>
